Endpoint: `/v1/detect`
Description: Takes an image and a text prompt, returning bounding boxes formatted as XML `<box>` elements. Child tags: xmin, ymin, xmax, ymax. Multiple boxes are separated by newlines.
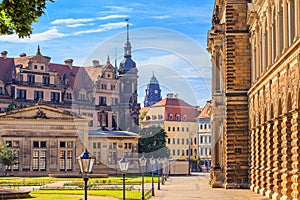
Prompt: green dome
<box><xmin>150</xmin><ymin>75</ymin><xmax>159</xmax><ymax>84</ymax></box>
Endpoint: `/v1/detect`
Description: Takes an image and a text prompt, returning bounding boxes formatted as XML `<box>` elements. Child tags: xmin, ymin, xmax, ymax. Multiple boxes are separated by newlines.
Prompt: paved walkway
<box><xmin>150</xmin><ymin>173</ymin><xmax>269</xmax><ymax>200</ymax></box>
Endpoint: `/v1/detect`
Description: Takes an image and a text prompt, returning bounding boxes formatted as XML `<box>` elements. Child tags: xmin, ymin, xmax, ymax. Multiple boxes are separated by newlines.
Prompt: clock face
<box><xmin>154</xmin><ymin>89</ymin><xmax>158</xmax><ymax>94</ymax></box>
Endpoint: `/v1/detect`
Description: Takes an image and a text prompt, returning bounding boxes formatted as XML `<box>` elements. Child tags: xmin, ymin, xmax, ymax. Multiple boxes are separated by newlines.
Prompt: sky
<box><xmin>0</xmin><ymin>0</ymin><xmax>215</xmax><ymax>107</ymax></box>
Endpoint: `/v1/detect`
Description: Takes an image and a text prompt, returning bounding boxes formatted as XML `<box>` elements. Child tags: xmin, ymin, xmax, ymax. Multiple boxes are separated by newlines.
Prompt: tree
<box><xmin>0</xmin><ymin>142</ymin><xmax>18</xmax><ymax>176</ymax></box>
<box><xmin>138</xmin><ymin>126</ymin><xmax>170</xmax><ymax>158</ymax></box>
<box><xmin>0</xmin><ymin>0</ymin><xmax>54</xmax><ymax>38</ymax></box>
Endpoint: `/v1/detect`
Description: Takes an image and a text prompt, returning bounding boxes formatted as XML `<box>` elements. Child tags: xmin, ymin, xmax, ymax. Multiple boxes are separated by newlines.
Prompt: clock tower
<box><xmin>144</xmin><ymin>71</ymin><xmax>162</xmax><ymax>107</ymax></box>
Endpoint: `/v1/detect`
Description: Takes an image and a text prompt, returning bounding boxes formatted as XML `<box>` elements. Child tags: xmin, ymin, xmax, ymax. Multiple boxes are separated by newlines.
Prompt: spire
<box><xmin>36</xmin><ymin>45</ymin><xmax>41</xmax><ymax>55</ymax></box>
<box><xmin>114</xmin><ymin>50</ymin><xmax>118</xmax><ymax>75</ymax></box>
<box><xmin>106</xmin><ymin>55</ymin><xmax>110</xmax><ymax>64</ymax></box>
<box><xmin>126</xmin><ymin>18</ymin><xmax>129</xmax><ymax>42</ymax></box>
<box><xmin>152</xmin><ymin>70</ymin><xmax>155</xmax><ymax>76</ymax></box>
<box><xmin>124</xmin><ymin>18</ymin><xmax>132</xmax><ymax>57</ymax></box>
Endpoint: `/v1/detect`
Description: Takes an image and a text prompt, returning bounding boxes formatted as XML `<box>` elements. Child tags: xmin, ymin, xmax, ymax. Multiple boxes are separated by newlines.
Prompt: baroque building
<box><xmin>0</xmin><ymin>22</ymin><xmax>141</xmax><ymax>175</ymax></box>
<box><xmin>198</xmin><ymin>100</ymin><xmax>212</xmax><ymax>172</ymax></box>
<box><xmin>208</xmin><ymin>0</ymin><xmax>300</xmax><ymax>199</ymax></box>
<box><xmin>141</xmin><ymin>93</ymin><xmax>199</xmax><ymax>161</ymax></box>
<box><xmin>144</xmin><ymin>71</ymin><xmax>162</xmax><ymax>107</ymax></box>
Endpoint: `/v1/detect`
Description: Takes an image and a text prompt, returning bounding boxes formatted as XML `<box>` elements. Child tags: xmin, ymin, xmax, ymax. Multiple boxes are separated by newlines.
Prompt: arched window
<box><xmin>168</xmin><ymin>114</ymin><xmax>173</xmax><ymax>120</ymax></box>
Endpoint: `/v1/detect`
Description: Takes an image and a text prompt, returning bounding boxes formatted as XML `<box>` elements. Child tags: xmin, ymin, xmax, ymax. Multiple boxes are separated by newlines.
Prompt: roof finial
<box><xmin>125</xmin><ymin>18</ymin><xmax>129</xmax><ymax>42</ymax></box>
<box><xmin>36</xmin><ymin>45</ymin><xmax>41</xmax><ymax>55</ymax></box>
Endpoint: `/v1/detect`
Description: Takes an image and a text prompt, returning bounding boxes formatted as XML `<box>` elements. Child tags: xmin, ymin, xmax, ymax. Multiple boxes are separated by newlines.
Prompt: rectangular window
<box><xmin>59</xmin><ymin>141</ymin><xmax>74</xmax><ymax>171</ymax></box>
<box><xmin>93</xmin><ymin>143</ymin><xmax>97</xmax><ymax>149</ymax></box>
<box><xmin>173</xmin><ymin>149</ymin><xmax>176</xmax><ymax>155</ymax></box>
<box><xmin>66</xmin><ymin>93</ymin><xmax>72</xmax><ymax>100</ymax></box>
<box><xmin>182</xmin><ymin>149</ymin><xmax>185</xmax><ymax>156</ymax></box>
<box><xmin>28</xmin><ymin>75</ymin><xmax>35</xmax><ymax>84</ymax></box>
<box><xmin>177</xmin><ymin>149</ymin><xmax>180</xmax><ymax>156</ymax></box>
<box><xmin>177</xmin><ymin>139</ymin><xmax>180</xmax><ymax>145</ymax></box>
<box><xmin>177</xmin><ymin>127</ymin><xmax>180</xmax><ymax>132</ymax></box>
<box><xmin>186</xmin><ymin>127</ymin><xmax>189</xmax><ymax>132</ymax></box>
<box><xmin>182</xmin><ymin>139</ymin><xmax>184</xmax><ymax>145</ymax></box>
<box><xmin>16</xmin><ymin>89</ymin><xmax>26</xmax><ymax>100</ymax></box>
<box><xmin>0</xmin><ymin>87</ymin><xmax>2</xmax><ymax>95</ymax></box>
<box><xmin>32</xmin><ymin>142</ymin><xmax>47</xmax><ymax>171</ymax></box>
<box><xmin>173</xmin><ymin>138</ymin><xmax>175</xmax><ymax>144</ymax></box>
<box><xmin>34</xmin><ymin>91</ymin><xmax>43</xmax><ymax>101</ymax></box>
<box><xmin>5</xmin><ymin>141</ymin><xmax>20</xmax><ymax>171</ymax></box>
<box><xmin>43</xmin><ymin>76</ymin><xmax>50</xmax><ymax>85</ymax></box>
<box><xmin>168</xmin><ymin>138</ymin><xmax>170</xmax><ymax>144</ymax></box>
<box><xmin>97</xmin><ymin>143</ymin><xmax>101</xmax><ymax>148</ymax></box>
<box><xmin>51</xmin><ymin>92</ymin><xmax>60</xmax><ymax>102</ymax></box>
<box><xmin>172</xmin><ymin>127</ymin><xmax>175</xmax><ymax>131</ymax></box>
<box><xmin>168</xmin><ymin>127</ymin><xmax>171</xmax><ymax>131</ymax></box>
<box><xmin>99</xmin><ymin>96</ymin><xmax>107</xmax><ymax>105</ymax></box>
<box><xmin>182</xmin><ymin>127</ymin><xmax>184</xmax><ymax>132</ymax></box>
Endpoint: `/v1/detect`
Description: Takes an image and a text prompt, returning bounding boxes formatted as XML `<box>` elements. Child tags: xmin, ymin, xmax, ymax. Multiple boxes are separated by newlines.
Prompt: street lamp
<box><xmin>139</xmin><ymin>155</ymin><xmax>147</xmax><ymax>200</ymax></box>
<box><xmin>119</xmin><ymin>156</ymin><xmax>129</xmax><ymax>200</ymax></box>
<box><xmin>161</xmin><ymin>158</ymin><xmax>165</xmax><ymax>185</ymax></box>
<box><xmin>150</xmin><ymin>156</ymin><xmax>155</xmax><ymax>196</ymax></box>
<box><xmin>77</xmin><ymin>148</ymin><xmax>95</xmax><ymax>200</ymax></box>
<box><xmin>157</xmin><ymin>158</ymin><xmax>161</xmax><ymax>190</ymax></box>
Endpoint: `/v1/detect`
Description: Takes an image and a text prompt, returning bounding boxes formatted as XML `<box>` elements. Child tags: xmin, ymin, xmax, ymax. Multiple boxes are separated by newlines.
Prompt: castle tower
<box><xmin>117</xmin><ymin>18</ymin><xmax>140</xmax><ymax>133</ymax></box>
<box><xmin>144</xmin><ymin>71</ymin><xmax>162</xmax><ymax>107</ymax></box>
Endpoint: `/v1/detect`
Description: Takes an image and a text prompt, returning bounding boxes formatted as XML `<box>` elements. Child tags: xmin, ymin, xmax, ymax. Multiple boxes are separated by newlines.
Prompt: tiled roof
<box><xmin>0</xmin><ymin>57</ymin><xmax>15</xmax><ymax>84</ymax></box>
<box><xmin>49</xmin><ymin>63</ymin><xmax>80</xmax><ymax>89</ymax></box>
<box><xmin>152</xmin><ymin>98</ymin><xmax>193</xmax><ymax>107</ymax></box>
<box><xmin>198</xmin><ymin>100</ymin><xmax>211</xmax><ymax>118</ymax></box>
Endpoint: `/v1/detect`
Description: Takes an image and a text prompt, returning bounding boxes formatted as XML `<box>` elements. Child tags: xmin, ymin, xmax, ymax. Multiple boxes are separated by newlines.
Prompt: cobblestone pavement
<box><xmin>150</xmin><ymin>173</ymin><xmax>270</xmax><ymax>200</ymax></box>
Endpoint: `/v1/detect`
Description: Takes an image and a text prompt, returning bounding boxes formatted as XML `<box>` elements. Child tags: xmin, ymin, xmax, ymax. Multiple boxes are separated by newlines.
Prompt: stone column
<box><xmin>267</xmin><ymin>6</ymin><xmax>272</xmax><ymax>67</ymax></box>
<box><xmin>272</xmin><ymin>117</ymin><xmax>283</xmax><ymax>200</ymax></box>
<box><xmin>254</xmin><ymin>127</ymin><xmax>261</xmax><ymax>193</ymax></box>
<box><xmin>281</xmin><ymin>113</ymin><xmax>293</xmax><ymax>200</ymax></box>
<box><xmin>283</xmin><ymin>0</ymin><xmax>289</xmax><ymax>52</ymax></box>
<box><xmin>265</xmin><ymin>120</ymin><xmax>275</xmax><ymax>198</ymax></box>
<box><xmin>261</xmin><ymin>16</ymin><xmax>267</xmax><ymax>73</ymax></box>
<box><xmin>295</xmin><ymin>0</ymin><xmax>299</xmax><ymax>39</ymax></box>
<box><xmin>250</xmin><ymin>128</ymin><xmax>257</xmax><ymax>191</ymax></box>
<box><xmin>291</xmin><ymin>110</ymin><xmax>300</xmax><ymax>200</ymax></box>
<box><xmin>259</xmin><ymin>124</ymin><xmax>268</xmax><ymax>195</ymax></box>
<box><xmin>256</xmin><ymin>25</ymin><xmax>260</xmax><ymax>78</ymax></box>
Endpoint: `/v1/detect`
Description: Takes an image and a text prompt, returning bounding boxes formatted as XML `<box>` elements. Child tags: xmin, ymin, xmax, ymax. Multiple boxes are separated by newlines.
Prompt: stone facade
<box><xmin>141</xmin><ymin>93</ymin><xmax>199</xmax><ymax>161</ymax></box>
<box><xmin>208</xmin><ymin>0</ymin><xmax>300</xmax><ymax>199</ymax></box>
<box><xmin>208</xmin><ymin>0</ymin><xmax>251</xmax><ymax>189</ymax></box>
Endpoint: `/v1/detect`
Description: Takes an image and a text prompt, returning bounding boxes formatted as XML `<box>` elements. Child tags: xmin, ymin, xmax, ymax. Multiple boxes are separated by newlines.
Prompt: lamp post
<box><xmin>119</xmin><ymin>156</ymin><xmax>129</xmax><ymax>200</ymax></box>
<box><xmin>139</xmin><ymin>156</ymin><xmax>147</xmax><ymax>200</ymax></box>
<box><xmin>77</xmin><ymin>149</ymin><xmax>95</xmax><ymax>200</ymax></box>
<box><xmin>157</xmin><ymin>158</ymin><xmax>161</xmax><ymax>190</ymax></box>
<box><xmin>150</xmin><ymin>156</ymin><xmax>155</xmax><ymax>196</ymax></box>
<box><xmin>161</xmin><ymin>158</ymin><xmax>165</xmax><ymax>185</ymax></box>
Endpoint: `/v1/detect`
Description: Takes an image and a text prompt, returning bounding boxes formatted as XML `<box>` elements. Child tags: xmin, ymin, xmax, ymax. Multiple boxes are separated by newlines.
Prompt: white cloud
<box><xmin>66</xmin><ymin>23</ymin><xmax>94</xmax><ymax>28</ymax></box>
<box><xmin>51</xmin><ymin>15</ymin><xmax>128</xmax><ymax>26</ymax></box>
<box><xmin>104</xmin><ymin>6</ymin><xmax>134</xmax><ymax>13</ymax></box>
<box><xmin>150</xmin><ymin>15</ymin><xmax>170</xmax><ymax>19</ymax></box>
<box><xmin>73</xmin><ymin>22</ymin><xmax>127</xmax><ymax>36</ymax></box>
<box><xmin>0</xmin><ymin>27</ymin><xmax>67</xmax><ymax>43</ymax></box>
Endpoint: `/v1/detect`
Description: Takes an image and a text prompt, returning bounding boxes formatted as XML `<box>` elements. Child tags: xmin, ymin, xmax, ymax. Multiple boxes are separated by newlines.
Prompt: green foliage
<box><xmin>0</xmin><ymin>0</ymin><xmax>54</xmax><ymax>38</ymax></box>
<box><xmin>139</xmin><ymin>111</ymin><xmax>147</xmax><ymax>122</ymax></box>
<box><xmin>0</xmin><ymin>142</ymin><xmax>18</xmax><ymax>176</ymax></box>
<box><xmin>7</xmin><ymin>101</ymin><xmax>17</xmax><ymax>111</ymax></box>
<box><xmin>138</xmin><ymin>126</ymin><xmax>170</xmax><ymax>158</ymax></box>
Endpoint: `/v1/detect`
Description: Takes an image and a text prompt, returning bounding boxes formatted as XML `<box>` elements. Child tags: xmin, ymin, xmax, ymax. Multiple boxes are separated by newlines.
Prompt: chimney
<box><xmin>1</xmin><ymin>51</ymin><xmax>8</xmax><ymax>59</ymax></box>
<box><xmin>166</xmin><ymin>93</ymin><xmax>174</xmax><ymax>99</ymax></box>
<box><xmin>64</xmin><ymin>59</ymin><xmax>73</xmax><ymax>69</ymax></box>
<box><xmin>92</xmin><ymin>60</ymin><xmax>100</xmax><ymax>67</ymax></box>
<box><xmin>174</xmin><ymin>94</ymin><xmax>178</xmax><ymax>99</ymax></box>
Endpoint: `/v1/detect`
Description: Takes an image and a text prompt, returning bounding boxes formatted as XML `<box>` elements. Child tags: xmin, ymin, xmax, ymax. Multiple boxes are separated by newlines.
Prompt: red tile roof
<box><xmin>49</xmin><ymin>63</ymin><xmax>80</xmax><ymax>89</ymax></box>
<box><xmin>0</xmin><ymin>57</ymin><xmax>15</xmax><ymax>84</ymax></box>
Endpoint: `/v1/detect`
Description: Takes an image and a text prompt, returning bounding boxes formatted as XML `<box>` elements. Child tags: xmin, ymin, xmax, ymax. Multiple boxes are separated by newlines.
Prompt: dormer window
<box><xmin>182</xmin><ymin>115</ymin><xmax>187</xmax><ymax>121</ymax></box>
<box><xmin>79</xmin><ymin>93</ymin><xmax>86</xmax><ymax>101</ymax></box>
<box><xmin>146</xmin><ymin>116</ymin><xmax>150</xmax><ymax>120</ymax></box>
<box><xmin>40</xmin><ymin>66</ymin><xmax>44</xmax><ymax>70</ymax></box>
<box><xmin>152</xmin><ymin>115</ymin><xmax>157</xmax><ymax>120</ymax></box>
<box><xmin>34</xmin><ymin>65</ymin><xmax>37</xmax><ymax>69</ymax></box>
<box><xmin>168</xmin><ymin>114</ymin><xmax>173</xmax><ymax>120</ymax></box>
<box><xmin>101</xmin><ymin>84</ymin><xmax>107</xmax><ymax>90</ymax></box>
<box><xmin>175</xmin><ymin>114</ymin><xmax>180</xmax><ymax>121</ymax></box>
<box><xmin>65</xmin><ymin>93</ymin><xmax>72</xmax><ymax>100</ymax></box>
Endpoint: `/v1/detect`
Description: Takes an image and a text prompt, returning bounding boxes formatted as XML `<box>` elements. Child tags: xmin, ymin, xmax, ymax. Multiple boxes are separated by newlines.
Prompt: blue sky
<box><xmin>0</xmin><ymin>0</ymin><xmax>215</xmax><ymax>107</ymax></box>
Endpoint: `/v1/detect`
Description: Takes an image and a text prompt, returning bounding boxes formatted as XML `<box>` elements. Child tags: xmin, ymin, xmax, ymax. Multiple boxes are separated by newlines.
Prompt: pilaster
<box><xmin>283</xmin><ymin>0</ymin><xmax>289</xmax><ymax>52</ymax></box>
<box><xmin>280</xmin><ymin>113</ymin><xmax>293</xmax><ymax>200</ymax></box>
<box><xmin>259</xmin><ymin>124</ymin><xmax>268</xmax><ymax>195</ymax></box>
<box><xmin>272</xmin><ymin>117</ymin><xmax>283</xmax><ymax>200</ymax></box>
<box><xmin>291</xmin><ymin>111</ymin><xmax>300</xmax><ymax>200</ymax></box>
<box><xmin>265</xmin><ymin>120</ymin><xmax>275</xmax><ymax>198</ymax></box>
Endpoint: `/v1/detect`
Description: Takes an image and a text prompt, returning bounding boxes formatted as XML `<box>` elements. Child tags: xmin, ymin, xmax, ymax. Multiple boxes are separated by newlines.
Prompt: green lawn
<box><xmin>25</xmin><ymin>189</ymin><xmax>151</xmax><ymax>200</ymax></box>
<box><xmin>0</xmin><ymin>175</ymin><xmax>158</xmax><ymax>186</ymax></box>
